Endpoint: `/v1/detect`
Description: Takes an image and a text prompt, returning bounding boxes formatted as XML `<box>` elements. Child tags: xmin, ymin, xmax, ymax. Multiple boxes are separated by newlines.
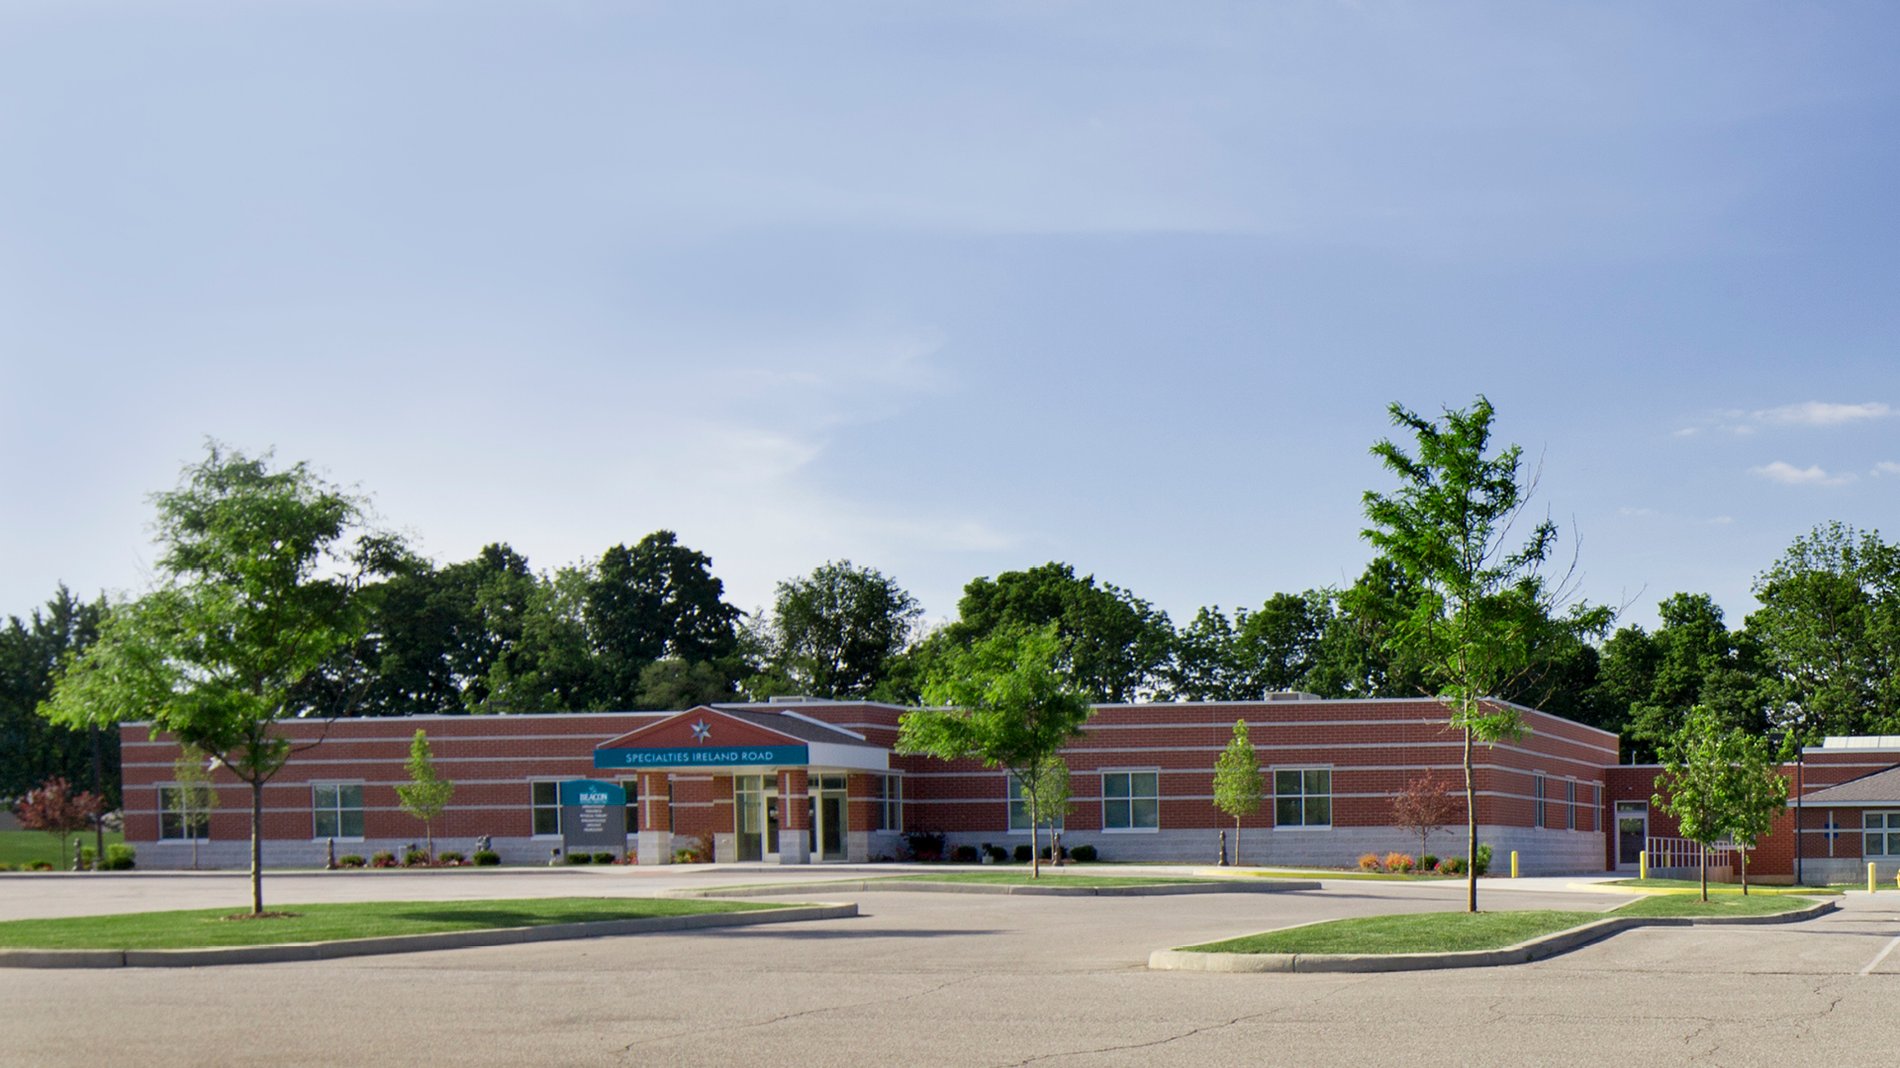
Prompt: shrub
<box><xmin>437</xmin><ymin>851</ymin><xmax>466</xmax><ymax>865</ymax></box>
<box><xmin>566</xmin><ymin>851</ymin><xmax>593</xmax><ymax>864</ymax></box>
<box><xmin>985</xmin><ymin>845</ymin><xmax>1009</xmax><ymax>863</ymax></box>
<box><xmin>1419</xmin><ymin>854</ymin><xmax>1439</xmax><ymax>872</ymax></box>
<box><xmin>26</xmin><ymin>860</ymin><xmax>54</xmax><ymax>872</ymax></box>
<box><xmin>1069</xmin><ymin>844</ymin><xmax>1098</xmax><ymax>863</ymax></box>
<box><xmin>371</xmin><ymin>851</ymin><xmax>397</xmax><ymax>868</ymax></box>
<box><xmin>904</xmin><ymin>830</ymin><xmax>946</xmax><ymax>861</ymax></box>
<box><xmin>1383</xmin><ymin>852</ymin><xmax>1413</xmax><ymax>874</ymax></box>
<box><xmin>951</xmin><ymin>845</ymin><xmax>979</xmax><ymax>863</ymax></box>
<box><xmin>1358</xmin><ymin>853</ymin><xmax>1383</xmax><ymax>872</ymax></box>
<box><xmin>78</xmin><ymin>846</ymin><xmax>96</xmax><ymax>871</ymax></box>
<box><xmin>1437</xmin><ymin>856</ymin><xmax>1466</xmax><ymax>875</ymax></box>
<box><xmin>337</xmin><ymin>854</ymin><xmax>367</xmax><ymax>868</ymax></box>
<box><xmin>404</xmin><ymin>849</ymin><xmax>432</xmax><ymax>867</ymax></box>
<box><xmin>0</xmin><ymin>862</ymin><xmax>11</xmax><ymax>872</ymax></box>
<box><xmin>102</xmin><ymin>843</ymin><xmax>136</xmax><ymax>871</ymax></box>
<box><xmin>472</xmin><ymin>850</ymin><xmax>500</xmax><ymax>866</ymax></box>
<box><xmin>1474</xmin><ymin>843</ymin><xmax>1493</xmax><ymax>877</ymax></box>
<box><xmin>592</xmin><ymin>852</ymin><xmax>617</xmax><ymax>865</ymax></box>
<box><xmin>1013</xmin><ymin>845</ymin><xmax>1032</xmax><ymax>863</ymax></box>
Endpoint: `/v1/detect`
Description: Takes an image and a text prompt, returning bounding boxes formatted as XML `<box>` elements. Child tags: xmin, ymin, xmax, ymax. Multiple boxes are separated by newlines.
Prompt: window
<box><xmin>1566</xmin><ymin>780</ymin><xmax>1577</xmax><ymax>830</ymax></box>
<box><xmin>531</xmin><ymin>780</ymin><xmax>562</xmax><ymax>837</ymax></box>
<box><xmin>619</xmin><ymin>778</ymin><xmax>640</xmax><ymax>835</ymax></box>
<box><xmin>1534</xmin><ymin>775</ymin><xmax>1547</xmax><ymax>828</ymax></box>
<box><xmin>871</xmin><ymin>775</ymin><xmax>903</xmax><ymax>832</ymax></box>
<box><xmin>1006</xmin><ymin>773</ymin><xmax>1064</xmax><ymax>833</ymax></box>
<box><xmin>312</xmin><ymin>783</ymin><xmax>364</xmax><ymax>839</ymax></box>
<box><xmin>1865</xmin><ymin>812</ymin><xmax>1900</xmax><ymax>857</ymax></box>
<box><xmin>1102</xmin><ymin>770</ymin><xmax>1160</xmax><ymax>831</ymax></box>
<box><xmin>1273</xmin><ymin>768</ymin><xmax>1331</xmax><ymax>828</ymax></box>
<box><xmin>157</xmin><ymin>784</ymin><xmax>210</xmax><ymax>841</ymax></box>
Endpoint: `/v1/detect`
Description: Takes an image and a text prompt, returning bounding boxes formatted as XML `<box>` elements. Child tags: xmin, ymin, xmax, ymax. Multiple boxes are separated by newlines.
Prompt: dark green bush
<box><xmin>404</xmin><ymin>849</ymin><xmax>432</xmax><ymax>867</ymax></box>
<box><xmin>437</xmin><ymin>850</ymin><xmax>466</xmax><ymax>865</ymax></box>
<box><xmin>951</xmin><ymin>845</ymin><xmax>979</xmax><ymax>863</ymax></box>
<box><xmin>371</xmin><ymin>851</ymin><xmax>397</xmax><ymax>868</ymax></box>
<box><xmin>102</xmin><ymin>843</ymin><xmax>136</xmax><ymax>871</ymax></box>
<box><xmin>472</xmin><ymin>850</ymin><xmax>501</xmax><ymax>866</ymax></box>
<box><xmin>565</xmin><ymin>851</ymin><xmax>592</xmax><ymax>864</ymax></box>
<box><xmin>337</xmin><ymin>854</ymin><xmax>367</xmax><ymax>868</ymax></box>
<box><xmin>592</xmin><ymin>852</ymin><xmax>617</xmax><ymax>865</ymax></box>
<box><xmin>1068</xmin><ymin>844</ymin><xmax>1097</xmax><ymax>863</ymax></box>
<box><xmin>1419</xmin><ymin>854</ymin><xmax>1438</xmax><ymax>872</ymax></box>
<box><xmin>1474</xmin><ymin>844</ymin><xmax>1493</xmax><ymax>876</ymax></box>
<box><xmin>985</xmin><ymin>845</ymin><xmax>1009</xmax><ymax>863</ymax></box>
<box><xmin>1013</xmin><ymin>845</ymin><xmax>1032</xmax><ymax>863</ymax></box>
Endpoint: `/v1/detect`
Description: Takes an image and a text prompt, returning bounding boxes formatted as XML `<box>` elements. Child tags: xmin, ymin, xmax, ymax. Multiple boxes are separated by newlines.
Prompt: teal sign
<box><xmin>560</xmin><ymin>779</ymin><xmax>627</xmax><ymax>853</ymax></box>
<box><xmin>594</xmin><ymin>745</ymin><xmax>809</xmax><ymax>769</ymax></box>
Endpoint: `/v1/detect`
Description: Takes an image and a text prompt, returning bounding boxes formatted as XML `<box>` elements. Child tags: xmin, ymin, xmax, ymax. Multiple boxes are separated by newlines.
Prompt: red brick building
<box><xmin>123</xmin><ymin>694</ymin><xmax>1627</xmax><ymax>873</ymax></box>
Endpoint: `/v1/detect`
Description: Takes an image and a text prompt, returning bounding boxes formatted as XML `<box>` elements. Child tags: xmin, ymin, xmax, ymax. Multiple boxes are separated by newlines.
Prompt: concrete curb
<box><xmin>1148</xmin><ymin>897</ymin><xmax>1839</xmax><ymax>974</ymax></box>
<box><xmin>0</xmin><ymin>902</ymin><xmax>857</xmax><ymax>970</ymax></box>
<box><xmin>678</xmin><ymin>879</ymin><xmax>1322</xmax><ymax>899</ymax></box>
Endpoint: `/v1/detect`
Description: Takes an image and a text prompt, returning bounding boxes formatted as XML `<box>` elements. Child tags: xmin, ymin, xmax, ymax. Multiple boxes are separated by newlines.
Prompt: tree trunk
<box><xmin>1464</xmin><ymin>724</ymin><xmax>1477</xmax><ymax>913</ymax></box>
<box><xmin>1740</xmin><ymin>846</ymin><xmax>1748</xmax><ymax>896</ymax></box>
<box><xmin>1029</xmin><ymin>799</ymin><xmax>1041</xmax><ymax>880</ymax></box>
<box><xmin>250</xmin><ymin>780</ymin><xmax>264</xmax><ymax>915</ymax></box>
<box><xmin>1699</xmin><ymin>843</ymin><xmax>1708</xmax><ymax>903</ymax></box>
<box><xmin>1234</xmin><ymin>815</ymin><xmax>1242</xmax><ymax>866</ymax></box>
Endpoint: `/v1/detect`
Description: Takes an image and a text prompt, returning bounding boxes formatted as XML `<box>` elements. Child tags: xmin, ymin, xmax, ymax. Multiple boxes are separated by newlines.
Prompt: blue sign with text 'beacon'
<box><xmin>593</xmin><ymin>745</ymin><xmax>809</xmax><ymax>770</ymax></box>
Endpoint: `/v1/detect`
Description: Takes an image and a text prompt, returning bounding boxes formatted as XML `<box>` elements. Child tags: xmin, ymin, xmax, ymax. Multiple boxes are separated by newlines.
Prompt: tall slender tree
<box><xmin>396</xmin><ymin>729</ymin><xmax>455</xmax><ymax>859</ymax></box>
<box><xmin>1362</xmin><ymin>396</ymin><xmax>1608</xmax><ymax>912</ymax></box>
<box><xmin>1212</xmin><ymin>719</ymin><xmax>1265</xmax><ymax>864</ymax></box>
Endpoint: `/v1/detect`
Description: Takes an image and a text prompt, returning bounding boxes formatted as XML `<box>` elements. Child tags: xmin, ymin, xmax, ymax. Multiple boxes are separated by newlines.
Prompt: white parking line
<box><xmin>1861</xmin><ymin>934</ymin><xmax>1900</xmax><ymax>976</ymax></box>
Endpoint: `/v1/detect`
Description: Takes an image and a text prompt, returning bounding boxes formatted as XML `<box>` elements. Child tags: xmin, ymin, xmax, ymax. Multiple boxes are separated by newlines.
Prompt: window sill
<box><xmin>1101</xmin><ymin>827</ymin><xmax>1160</xmax><ymax>834</ymax></box>
<box><xmin>1271</xmin><ymin>825</ymin><xmax>1333</xmax><ymax>832</ymax></box>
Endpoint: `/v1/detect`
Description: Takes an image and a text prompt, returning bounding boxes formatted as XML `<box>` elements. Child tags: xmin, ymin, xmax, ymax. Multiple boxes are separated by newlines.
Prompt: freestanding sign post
<box><xmin>560</xmin><ymin>779</ymin><xmax>628</xmax><ymax>860</ymax></box>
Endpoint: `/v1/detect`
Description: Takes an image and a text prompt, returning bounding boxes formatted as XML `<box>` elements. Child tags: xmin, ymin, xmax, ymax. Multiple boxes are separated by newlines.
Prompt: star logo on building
<box><xmin>689</xmin><ymin>719</ymin><xmax>712</xmax><ymax>744</ymax></box>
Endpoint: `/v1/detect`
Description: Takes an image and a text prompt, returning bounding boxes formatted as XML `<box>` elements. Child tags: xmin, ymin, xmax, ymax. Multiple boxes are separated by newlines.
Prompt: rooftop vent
<box><xmin>1263</xmin><ymin>691</ymin><xmax>1321</xmax><ymax>702</ymax></box>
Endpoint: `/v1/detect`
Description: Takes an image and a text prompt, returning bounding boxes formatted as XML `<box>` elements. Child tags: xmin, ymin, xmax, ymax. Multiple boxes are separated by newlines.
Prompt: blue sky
<box><xmin>2</xmin><ymin>2</ymin><xmax>1896</xmax><ymax>634</ymax></box>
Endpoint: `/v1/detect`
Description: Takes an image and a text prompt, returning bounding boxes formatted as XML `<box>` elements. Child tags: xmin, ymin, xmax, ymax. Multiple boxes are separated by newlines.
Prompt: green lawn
<box><xmin>885</xmin><ymin>872</ymin><xmax>1208</xmax><ymax>888</ymax></box>
<box><xmin>1185</xmin><ymin>910</ymin><xmax>1604</xmax><ymax>955</ymax></box>
<box><xmin>1221</xmin><ymin>867</ymin><xmax>1460</xmax><ymax>882</ymax></box>
<box><xmin>0</xmin><ymin>897</ymin><xmax>774</xmax><ymax>950</ymax></box>
<box><xmin>1604</xmin><ymin>878</ymin><xmax>1844</xmax><ymax>896</ymax></box>
<box><xmin>1611</xmin><ymin>893</ymin><xmax>1814</xmax><ymax>918</ymax></box>
<box><xmin>0</xmin><ymin>829</ymin><xmax>124</xmax><ymax>869</ymax></box>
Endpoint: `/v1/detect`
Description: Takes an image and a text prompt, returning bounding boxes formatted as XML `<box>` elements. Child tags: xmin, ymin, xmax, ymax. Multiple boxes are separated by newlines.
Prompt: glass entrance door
<box><xmin>735</xmin><ymin>776</ymin><xmax>778</xmax><ymax>862</ymax></box>
<box><xmin>809</xmin><ymin>774</ymin><xmax>847</xmax><ymax>861</ymax></box>
<box><xmin>1616</xmin><ymin>801</ymin><xmax>1648</xmax><ymax>869</ymax></box>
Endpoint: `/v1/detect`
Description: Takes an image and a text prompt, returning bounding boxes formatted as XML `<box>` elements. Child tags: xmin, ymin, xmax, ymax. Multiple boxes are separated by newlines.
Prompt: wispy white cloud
<box><xmin>1677</xmin><ymin>400</ymin><xmax>1891</xmax><ymax>437</ymax></box>
<box><xmin>1873</xmin><ymin>461</ymin><xmax>1900</xmax><ymax>477</ymax></box>
<box><xmin>1750</xmin><ymin>461</ymin><xmax>1857</xmax><ymax>487</ymax></box>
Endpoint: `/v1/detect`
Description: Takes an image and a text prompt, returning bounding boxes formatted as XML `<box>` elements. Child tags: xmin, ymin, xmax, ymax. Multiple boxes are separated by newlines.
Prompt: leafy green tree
<box><xmin>1212</xmin><ymin>719</ymin><xmax>1265</xmax><ymax>863</ymax></box>
<box><xmin>479</xmin><ymin>565</ymin><xmax>597</xmax><ymax>713</ymax></box>
<box><xmin>1302</xmin><ymin>559</ymin><xmax>1432</xmax><ymax>699</ymax></box>
<box><xmin>635</xmin><ymin>657</ymin><xmax>735</xmax><ymax>710</ymax></box>
<box><xmin>759</xmin><ymin>561</ymin><xmax>922</xmax><ymax>699</ymax></box>
<box><xmin>586</xmin><ymin>532</ymin><xmax>744</xmax><ymax>708</ymax></box>
<box><xmin>0</xmin><ymin>586</ymin><xmax>113</xmax><ymax>802</ymax></box>
<box><xmin>1654</xmin><ymin>705</ymin><xmax>1785</xmax><ymax>900</ymax></box>
<box><xmin>395</xmin><ymin>729</ymin><xmax>455</xmax><ymax>859</ymax></box>
<box><xmin>1748</xmin><ymin>523</ymin><xmax>1899</xmax><ymax>743</ymax></box>
<box><xmin>948</xmin><ymin>562</ymin><xmax>1172</xmax><ymax>703</ymax></box>
<box><xmin>1166</xmin><ymin>606</ymin><xmax>1246</xmax><ymax>701</ymax></box>
<box><xmin>1362</xmin><ymin>396</ymin><xmax>1609</xmax><ymax>912</ymax></box>
<box><xmin>898</xmin><ymin>624</ymin><xmax>1092</xmax><ymax>878</ymax></box>
<box><xmin>41</xmin><ymin>444</ymin><xmax>391</xmax><ymax>915</ymax></box>
<box><xmin>1600</xmin><ymin>593</ymin><xmax>1764</xmax><ymax>761</ymax></box>
<box><xmin>170</xmin><ymin>743</ymin><xmax>220</xmax><ymax>870</ymax></box>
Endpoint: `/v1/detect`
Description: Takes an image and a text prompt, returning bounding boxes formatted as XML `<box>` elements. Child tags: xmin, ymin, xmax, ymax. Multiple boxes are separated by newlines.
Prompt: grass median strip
<box><xmin>0</xmin><ymin>897</ymin><xmax>776</xmax><ymax>951</ymax></box>
<box><xmin>1183</xmin><ymin>894</ymin><xmax>1816</xmax><ymax>956</ymax></box>
<box><xmin>881</xmin><ymin>872</ymin><xmax>1208</xmax><ymax>888</ymax></box>
<box><xmin>1603</xmin><ymin>878</ymin><xmax>1845</xmax><ymax>896</ymax></box>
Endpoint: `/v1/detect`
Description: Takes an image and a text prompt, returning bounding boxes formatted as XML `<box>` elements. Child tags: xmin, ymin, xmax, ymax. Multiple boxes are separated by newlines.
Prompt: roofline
<box><xmin>1083</xmin><ymin>695</ymin><xmax>1621</xmax><ymax>743</ymax></box>
<box><xmin>120</xmin><ymin>709</ymin><xmax>673</xmax><ymax>730</ymax></box>
<box><xmin>774</xmin><ymin>708</ymin><xmax>868</xmax><ymax>742</ymax></box>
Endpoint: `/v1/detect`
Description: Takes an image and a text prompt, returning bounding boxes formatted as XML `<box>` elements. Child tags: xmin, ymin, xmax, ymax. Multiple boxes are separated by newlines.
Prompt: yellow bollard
<box><xmin>1639</xmin><ymin>851</ymin><xmax>1648</xmax><ymax>881</ymax></box>
<box><xmin>1511</xmin><ymin>850</ymin><xmax>1519</xmax><ymax>878</ymax></box>
<box><xmin>1871</xmin><ymin>862</ymin><xmax>1878</xmax><ymax>894</ymax></box>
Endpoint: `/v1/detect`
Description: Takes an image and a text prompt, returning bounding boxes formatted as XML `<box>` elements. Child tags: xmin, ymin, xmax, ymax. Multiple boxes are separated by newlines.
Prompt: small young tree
<box><xmin>1392</xmin><ymin>772</ymin><xmax>1458</xmax><ymax>863</ymax></box>
<box><xmin>1027</xmin><ymin>755</ymin><xmax>1072</xmax><ymax>860</ymax></box>
<box><xmin>1212</xmin><ymin>719</ymin><xmax>1264</xmax><ymax>864</ymax></box>
<box><xmin>1723</xmin><ymin>730</ymin><xmax>1790</xmax><ymax>897</ymax></box>
<box><xmin>13</xmin><ymin>777</ymin><xmax>104</xmax><ymax>865</ymax></box>
<box><xmin>1654</xmin><ymin>705</ymin><xmax>1738</xmax><ymax>902</ymax></box>
<box><xmin>899</xmin><ymin>623</ymin><xmax>1092</xmax><ymax>879</ymax></box>
<box><xmin>170</xmin><ymin>744</ymin><xmax>221</xmax><ymax>870</ymax></box>
<box><xmin>396</xmin><ymin>729</ymin><xmax>455</xmax><ymax>860</ymax></box>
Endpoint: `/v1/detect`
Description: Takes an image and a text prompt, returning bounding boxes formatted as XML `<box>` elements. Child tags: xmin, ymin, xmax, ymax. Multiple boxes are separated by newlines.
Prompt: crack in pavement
<box><xmin>615</xmin><ymin>974</ymin><xmax>981</xmax><ymax>1057</ymax></box>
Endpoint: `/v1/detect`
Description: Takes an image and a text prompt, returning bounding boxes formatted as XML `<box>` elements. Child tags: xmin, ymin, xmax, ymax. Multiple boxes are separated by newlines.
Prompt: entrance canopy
<box><xmin>593</xmin><ymin>705</ymin><xmax>890</xmax><ymax>772</ymax></box>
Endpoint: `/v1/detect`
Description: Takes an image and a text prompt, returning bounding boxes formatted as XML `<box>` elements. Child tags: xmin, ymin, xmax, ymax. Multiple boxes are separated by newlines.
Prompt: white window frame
<box><xmin>1534</xmin><ymin>774</ymin><xmax>1547</xmax><ymax>829</ymax></box>
<box><xmin>157</xmin><ymin>783</ymin><xmax>210</xmax><ymax>841</ymax></box>
<box><xmin>1565</xmin><ymin>779</ymin><xmax>1577</xmax><ymax>831</ymax></box>
<box><xmin>530</xmin><ymin>779</ymin><xmax>566</xmax><ymax>838</ymax></box>
<box><xmin>1865</xmin><ymin>811</ymin><xmax>1900</xmax><ymax>858</ymax></box>
<box><xmin>871</xmin><ymin>774</ymin><xmax>904</xmax><ymax>833</ymax></box>
<box><xmin>311</xmin><ymin>781</ymin><xmax>365</xmax><ymax>841</ymax></box>
<box><xmin>1006</xmin><ymin>772</ymin><xmax>1064</xmax><ymax>835</ymax></box>
<box><xmin>1100</xmin><ymin>768</ymin><xmax>1161</xmax><ymax>832</ymax></box>
<box><xmin>1272</xmin><ymin>766</ymin><xmax>1332</xmax><ymax>830</ymax></box>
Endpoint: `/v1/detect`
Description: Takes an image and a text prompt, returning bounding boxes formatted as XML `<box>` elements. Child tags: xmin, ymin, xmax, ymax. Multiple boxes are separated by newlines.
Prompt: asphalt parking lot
<box><xmin>2</xmin><ymin>868</ymin><xmax>1896</xmax><ymax>1067</ymax></box>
